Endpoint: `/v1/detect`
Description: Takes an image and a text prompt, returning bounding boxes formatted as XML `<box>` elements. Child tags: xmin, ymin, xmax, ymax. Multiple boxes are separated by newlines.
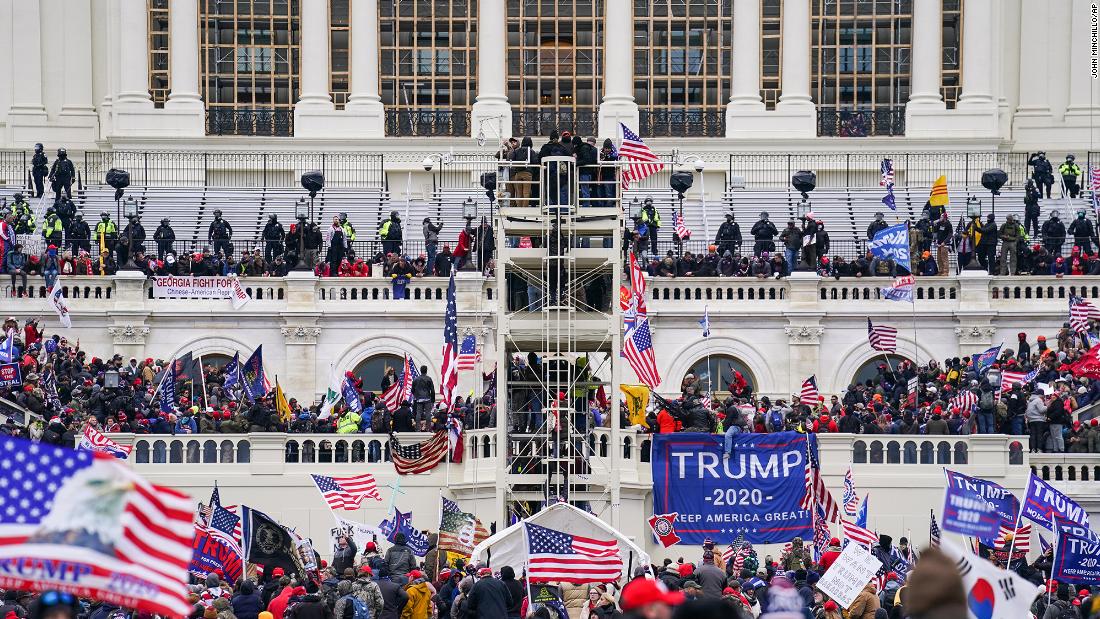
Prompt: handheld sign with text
<box><xmin>1053</xmin><ymin>517</ymin><xmax>1100</xmax><ymax>585</ymax></box>
<box><xmin>814</xmin><ymin>544</ymin><xmax>884</xmax><ymax>608</ymax></box>
<box><xmin>0</xmin><ymin>363</ymin><xmax>21</xmax><ymax>389</ymax></box>
<box><xmin>651</xmin><ymin>432</ymin><xmax>812</xmax><ymax>544</ymax></box>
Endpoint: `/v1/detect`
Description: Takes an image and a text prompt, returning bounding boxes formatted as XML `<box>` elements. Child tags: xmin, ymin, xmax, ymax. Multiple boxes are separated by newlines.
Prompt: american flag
<box><xmin>0</xmin><ymin>437</ymin><xmax>193</xmax><ymax>617</ymax></box>
<box><xmin>799</xmin><ymin>435</ymin><xmax>839</xmax><ymax>522</ymax></box>
<box><xmin>699</xmin><ymin>305</ymin><xmax>710</xmax><ymax>338</ymax></box>
<box><xmin>77</xmin><ymin>424</ymin><xmax>132</xmax><ymax>459</ymax></box>
<box><xmin>629</xmin><ymin>252</ymin><xmax>648</xmax><ymax>316</ymax></box>
<box><xmin>310</xmin><ymin>473</ymin><xmax>381</xmax><ymax>510</ymax></box>
<box><xmin>441</xmin><ymin>270</ymin><xmax>459</xmax><ymax>411</ymax></box>
<box><xmin>1070</xmin><ymin>295</ymin><xmax>1100</xmax><ymax>333</ymax></box>
<box><xmin>993</xmin><ymin>523</ymin><xmax>1032</xmax><ymax>553</ymax></box>
<box><xmin>799</xmin><ymin>375</ymin><xmax>820</xmax><ymax>403</ymax></box>
<box><xmin>843</xmin><ymin>467</ymin><xmax>859</xmax><ymax>517</ymax></box>
<box><xmin>201</xmin><ymin>486</ymin><xmax>243</xmax><ymax>543</ymax></box>
<box><xmin>390</xmin><ymin>431</ymin><xmax>450</xmax><ymax>475</ymax></box>
<box><xmin>812</xmin><ymin>502</ymin><xmax>832</xmax><ymax>561</ymax></box>
<box><xmin>1000</xmin><ymin>369</ymin><xmax>1039</xmax><ymax>393</ymax></box>
<box><xmin>618</xmin><ymin>123</ymin><xmax>664</xmax><ymax>189</ymax></box>
<box><xmin>841</xmin><ymin>519</ymin><xmax>878</xmax><ymax>546</ymax></box>
<box><xmin>456</xmin><ymin>334</ymin><xmax>480</xmax><ymax>371</ymax></box>
<box><xmin>929</xmin><ymin>512</ymin><xmax>942</xmax><ymax>548</ymax></box>
<box><xmin>949</xmin><ymin>390</ymin><xmax>978</xmax><ymax>411</ymax></box>
<box><xmin>438</xmin><ymin>497</ymin><xmax>489</xmax><ymax>556</ymax></box>
<box><xmin>380</xmin><ymin>355</ymin><xmax>418</xmax><ymax>411</ymax></box>
<box><xmin>673</xmin><ymin>211</ymin><xmax>692</xmax><ymax>240</ymax></box>
<box><xmin>207</xmin><ymin>503</ymin><xmax>243</xmax><ymax>558</ymax></box>
<box><xmin>624</xmin><ymin>318</ymin><xmax>661</xmax><ymax>388</ymax></box>
<box><xmin>880</xmin><ymin>158</ymin><xmax>895</xmax><ymax>187</ymax></box>
<box><xmin>1091</xmin><ymin>165</ymin><xmax>1100</xmax><ymax>216</ymax></box>
<box><xmin>524</xmin><ymin>522</ymin><xmax>624</xmax><ymax>584</ymax></box>
<box><xmin>867</xmin><ymin>318</ymin><xmax>898</xmax><ymax>353</ymax></box>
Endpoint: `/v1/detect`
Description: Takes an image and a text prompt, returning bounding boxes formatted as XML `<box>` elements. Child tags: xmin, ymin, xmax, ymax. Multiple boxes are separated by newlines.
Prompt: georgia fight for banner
<box><xmin>651</xmin><ymin>431</ymin><xmax>812</xmax><ymax>544</ymax></box>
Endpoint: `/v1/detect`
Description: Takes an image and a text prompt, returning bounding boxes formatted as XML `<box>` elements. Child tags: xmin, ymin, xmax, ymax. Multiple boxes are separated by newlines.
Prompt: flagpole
<box><xmin>1005</xmin><ymin>509</ymin><xmax>1024</xmax><ymax>565</ymax></box>
<box><xmin>198</xmin><ymin>353</ymin><xmax>209</xmax><ymax>408</ymax></box>
<box><xmin>435</xmin><ymin>493</ymin><xmax>444</xmax><ymax>579</ymax></box>
<box><xmin>1049</xmin><ymin>524</ymin><xmax>1061</xmax><ymax>605</ymax></box>
<box><xmin>149</xmin><ymin>357</ymin><xmax>172</xmax><ymax>400</ymax></box>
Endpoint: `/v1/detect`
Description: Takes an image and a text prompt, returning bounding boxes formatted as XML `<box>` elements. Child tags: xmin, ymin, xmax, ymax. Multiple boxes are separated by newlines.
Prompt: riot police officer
<box><xmin>55</xmin><ymin>196</ymin><xmax>76</xmax><ymax>232</ymax></box>
<box><xmin>41</xmin><ymin>206</ymin><xmax>63</xmax><ymax>247</ymax></box>
<box><xmin>750</xmin><ymin>211</ymin><xmax>778</xmax><ymax>256</ymax></box>
<box><xmin>714</xmin><ymin>212</ymin><xmax>742</xmax><ymax>256</ymax></box>
<box><xmin>1029</xmin><ymin>151</ymin><xmax>1054</xmax><ymax>199</ymax></box>
<box><xmin>119</xmin><ymin>216</ymin><xmax>146</xmax><ymax>265</ymax></box>
<box><xmin>68</xmin><ymin>212</ymin><xmax>90</xmax><ymax>255</ymax></box>
<box><xmin>48</xmin><ymin>147</ymin><xmax>75</xmax><ymax>203</ymax></box>
<box><xmin>10</xmin><ymin>193</ymin><xmax>33</xmax><ymax>235</ymax></box>
<box><xmin>378</xmin><ymin>210</ymin><xmax>402</xmax><ymax>255</ymax></box>
<box><xmin>1041</xmin><ymin>211</ymin><xmax>1066</xmax><ymax>257</ymax></box>
<box><xmin>867</xmin><ymin>211</ymin><xmax>889</xmax><ymax>240</ymax></box>
<box><xmin>640</xmin><ymin>198</ymin><xmax>661</xmax><ymax>255</ymax></box>
<box><xmin>30</xmin><ymin>143</ymin><xmax>48</xmax><ymax>199</ymax></box>
<box><xmin>208</xmin><ymin>209</ymin><xmax>233</xmax><ymax>258</ymax></box>
<box><xmin>95</xmin><ymin>211</ymin><xmax>118</xmax><ymax>257</ymax></box>
<box><xmin>1068</xmin><ymin>209</ymin><xmax>1098</xmax><ymax>254</ymax></box>
<box><xmin>262</xmin><ymin>214</ymin><xmax>286</xmax><ymax>263</ymax></box>
<box><xmin>1060</xmin><ymin>154</ymin><xmax>1083</xmax><ymax>199</ymax></box>
<box><xmin>154</xmin><ymin>218</ymin><xmax>176</xmax><ymax>260</ymax></box>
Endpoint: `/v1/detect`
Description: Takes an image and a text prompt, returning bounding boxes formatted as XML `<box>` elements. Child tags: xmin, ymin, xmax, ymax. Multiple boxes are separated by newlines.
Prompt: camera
<box><xmin>422</xmin><ymin>157</ymin><xmax>435</xmax><ymax>172</ymax></box>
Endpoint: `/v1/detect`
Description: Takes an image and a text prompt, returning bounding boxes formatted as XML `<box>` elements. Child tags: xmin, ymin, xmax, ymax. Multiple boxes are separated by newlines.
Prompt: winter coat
<box><xmin>400</xmin><ymin>581</ymin><xmax>434</xmax><ymax>619</ymax></box>
<box><xmin>231</xmin><ymin>585</ymin><xmax>263</xmax><ymax>619</ymax></box>
<box><xmin>286</xmin><ymin>595</ymin><xmax>332</xmax><ymax>619</ymax></box>
<box><xmin>847</xmin><ymin>584</ymin><xmax>881</xmax><ymax>619</ymax></box>
<box><xmin>332</xmin><ymin>539</ymin><xmax>358</xmax><ymax>574</ymax></box>
<box><xmin>466</xmin><ymin>577</ymin><xmax>512</xmax><ymax>619</ymax></box>
<box><xmin>377</xmin><ymin>578</ymin><xmax>409</xmax><ymax>619</ymax></box>
<box><xmin>385</xmin><ymin>543</ymin><xmax>417</xmax><ymax>577</ymax></box>
<box><xmin>695</xmin><ymin>563</ymin><xmax>726</xmax><ymax>599</ymax></box>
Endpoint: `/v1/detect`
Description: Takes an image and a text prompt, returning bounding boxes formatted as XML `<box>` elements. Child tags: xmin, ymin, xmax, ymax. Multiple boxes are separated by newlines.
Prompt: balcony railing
<box><xmin>205</xmin><ymin>108</ymin><xmax>294</xmax><ymax>137</ymax></box>
<box><xmin>817</xmin><ymin>106</ymin><xmax>905</xmax><ymax>137</ymax></box>
<box><xmin>639</xmin><ymin>109</ymin><xmax>726</xmax><ymax>137</ymax></box>
<box><xmin>384</xmin><ymin>110</ymin><xmax>470</xmax><ymax>137</ymax></box>
<box><xmin>512</xmin><ymin>109</ymin><xmax>598</xmax><ymax>137</ymax></box>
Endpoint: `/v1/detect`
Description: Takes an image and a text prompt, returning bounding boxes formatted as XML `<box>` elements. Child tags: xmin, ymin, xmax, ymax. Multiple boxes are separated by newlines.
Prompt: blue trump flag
<box><xmin>379</xmin><ymin>509</ymin><xmax>429</xmax><ymax>556</ymax></box>
<box><xmin>856</xmin><ymin>495</ymin><xmax>869</xmax><ymax>529</ymax></box>
<box><xmin>651</xmin><ymin>431</ymin><xmax>812</xmax><ymax>544</ymax></box>
<box><xmin>341</xmin><ymin>375</ymin><xmax>362</xmax><ymax>414</ymax></box>
<box><xmin>223</xmin><ymin>352</ymin><xmax>240</xmax><ymax>391</ymax></box>
<box><xmin>943</xmin><ymin>469</ymin><xmax>1019</xmax><ymax>542</ymax></box>
<box><xmin>242</xmin><ymin>346</ymin><xmax>268</xmax><ymax>401</ymax></box>
<box><xmin>1023</xmin><ymin>472</ymin><xmax>1091</xmax><ymax>530</ymax></box>
<box><xmin>868</xmin><ymin>222</ymin><xmax>910</xmax><ymax>272</ymax></box>
<box><xmin>1053</xmin><ymin>517</ymin><xmax>1100</xmax><ymax>584</ymax></box>
<box><xmin>942</xmin><ymin>471</ymin><xmax>1001</xmax><ymax>540</ymax></box>
<box><xmin>971</xmin><ymin>344</ymin><xmax>1003</xmax><ymax>374</ymax></box>
<box><xmin>160</xmin><ymin>358</ymin><xmax>176</xmax><ymax>414</ymax></box>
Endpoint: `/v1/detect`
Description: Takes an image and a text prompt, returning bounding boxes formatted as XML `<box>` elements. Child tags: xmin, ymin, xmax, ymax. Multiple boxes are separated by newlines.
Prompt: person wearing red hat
<box><xmin>619</xmin><ymin>578</ymin><xmax>684</xmax><ymax>618</ymax></box>
<box><xmin>821</xmin><ymin>599</ymin><xmax>842</xmax><ymax>619</ymax></box>
<box><xmin>819</xmin><ymin>537</ymin><xmax>843</xmax><ymax>573</ymax></box>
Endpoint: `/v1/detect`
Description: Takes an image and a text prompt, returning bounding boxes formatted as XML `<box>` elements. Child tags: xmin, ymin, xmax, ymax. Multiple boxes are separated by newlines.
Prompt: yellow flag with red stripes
<box><xmin>929</xmin><ymin>175</ymin><xmax>949</xmax><ymax>207</ymax></box>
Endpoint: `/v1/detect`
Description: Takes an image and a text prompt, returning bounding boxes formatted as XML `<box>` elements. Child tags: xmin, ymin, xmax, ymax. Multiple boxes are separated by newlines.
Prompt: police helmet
<box><xmin>874</xmin><ymin>212</ymin><xmax>884</xmax><ymax>220</ymax></box>
<box><xmin>1068</xmin><ymin>154</ymin><xmax>1077</xmax><ymax>162</ymax></box>
<box><xmin>45</xmin><ymin>207</ymin><xmax>54</xmax><ymax>215</ymax></box>
<box><xmin>643</xmin><ymin>198</ymin><xmax>654</xmax><ymax>206</ymax></box>
<box><xmin>213</xmin><ymin>209</ymin><xmax>223</xmax><ymax>217</ymax></box>
<box><xmin>33</xmin><ymin>143</ymin><xmax>42</xmax><ymax>152</ymax></box>
<box><xmin>12</xmin><ymin>193</ymin><xmax>22</xmax><ymax>201</ymax></box>
<box><xmin>390</xmin><ymin>210</ymin><xmax>399</xmax><ymax>218</ymax></box>
<box><xmin>161</xmin><ymin>218</ymin><xmax>170</xmax><ymax>226</ymax></box>
<box><xmin>56</xmin><ymin>148</ymin><xmax>66</xmax><ymax>157</ymax></box>
<box><xmin>100</xmin><ymin>211</ymin><xmax>109</xmax><ymax>219</ymax></box>
<box><xmin>269</xmin><ymin>214</ymin><xmax>277</xmax><ymax>221</ymax></box>
<box><xmin>759</xmin><ymin>211</ymin><xmax>769</xmax><ymax>219</ymax></box>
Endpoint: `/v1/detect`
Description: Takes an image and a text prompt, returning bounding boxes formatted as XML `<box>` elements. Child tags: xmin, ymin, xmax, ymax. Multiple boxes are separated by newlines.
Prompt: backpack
<box><xmin>1054</xmin><ymin>599</ymin><xmax>1076</xmax><ymax>619</ymax></box>
<box><xmin>767</xmin><ymin>410</ymin><xmax>783</xmax><ymax>431</ymax></box>
<box><xmin>371</xmin><ymin>410</ymin><xmax>388</xmax><ymax>434</ymax></box>
<box><xmin>979</xmin><ymin>390</ymin><xmax>994</xmax><ymax>411</ymax></box>
<box><xmin>341</xmin><ymin>594</ymin><xmax>371</xmax><ymax>619</ymax></box>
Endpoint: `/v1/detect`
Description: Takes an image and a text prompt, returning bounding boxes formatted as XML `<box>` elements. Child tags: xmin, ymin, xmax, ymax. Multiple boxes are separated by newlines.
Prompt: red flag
<box><xmin>1071</xmin><ymin>345</ymin><xmax>1100</xmax><ymax>379</ymax></box>
<box><xmin>648</xmin><ymin>512</ymin><xmax>682</xmax><ymax>548</ymax></box>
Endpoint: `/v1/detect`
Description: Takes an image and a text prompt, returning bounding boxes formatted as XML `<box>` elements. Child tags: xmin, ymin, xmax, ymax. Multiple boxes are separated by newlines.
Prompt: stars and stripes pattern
<box><xmin>618</xmin><ymin>123</ymin><xmax>664</xmax><ymax>189</ymax></box>
<box><xmin>76</xmin><ymin>424</ymin><xmax>132</xmax><ymax>459</ymax></box>
<box><xmin>799</xmin><ymin>436</ymin><xmax>840</xmax><ymax>523</ymax></box>
<box><xmin>381</xmin><ymin>355</ymin><xmax>418</xmax><ymax>411</ymax></box>
<box><xmin>930</xmin><ymin>512</ymin><xmax>942</xmax><ymax>548</ymax></box>
<box><xmin>993</xmin><ymin>523</ymin><xmax>1032</xmax><ymax>553</ymax></box>
<box><xmin>1000</xmin><ymin>369</ymin><xmax>1039</xmax><ymax>393</ymax></box>
<box><xmin>799</xmin><ymin>375</ymin><xmax>820</xmax><ymax>404</ymax></box>
<box><xmin>673</xmin><ymin>211</ymin><xmax>692</xmax><ymax>240</ymax></box>
<box><xmin>441</xmin><ymin>270</ymin><xmax>459</xmax><ymax>411</ymax></box>
<box><xmin>0</xmin><ymin>438</ymin><xmax>193</xmax><ymax>617</ymax></box>
<box><xmin>390</xmin><ymin>431</ymin><xmax>450</xmax><ymax>475</ymax></box>
<box><xmin>624</xmin><ymin>318</ymin><xmax>661</xmax><ymax>388</ymax></box>
<box><xmin>310</xmin><ymin>473</ymin><xmax>381</xmax><ymax>510</ymax></box>
<box><xmin>722</xmin><ymin>532</ymin><xmax>745</xmax><ymax>564</ymax></box>
<box><xmin>699</xmin><ymin>305</ymin><xmax>710</xmax><ymax>338</ymax></box>
<box><xmin>1070</xmin><ymin>295</ymin><xmax>1100</xmax><ymax>333</ymax></box>
<box><xmin>456</xmin><ymin>334</ymin><xmax>480</xmax><ymax>371</ymax></box>
<box><xmin>813</xmin><ymin>502</ymin><xmax>832</xmax><ymax>561</ymax></box>
<box><xmin>841</xmin><ymin>519</ymin><xmax>878</xmax><ymax>546</ymax></box>
<box><xmin>525</xmin><ymin>522</ymin><xmax>624</xmax><ymax>584</ymax></box>
<box><xmin>843</xmin><ymin>468</ymin><xmax>859</xmax><ymax>517</ymax></box>
<box><xmin>438</xmin><ymin>497</ymin><xmax>489</xmax><ymax>556</ymax></box>
<box><xmin>207</xmin><ymin>503</ymin><xmax>243</xmax><ymax>557</ymax></box>
<box><xmin>867</xmin><ymin>318</ymin><xmax>898</xmax><ymax>353</ymax></box>
<box><xmin>629</xmin><ymin>252</ymin><xmax>648</xmax><ymax>317</ymax></box>
<box><xmin>880</xmin><ymin>158</ymin><xmax>895</xmax><ymax>187</ymax></box>
<box><xmin>0</xmin><ymin>329</ymin><xmax>15</xmax><ymax>364</ymax></box>
<box><xmin>949</xmin><ymin>391</ymin><xmax>978</xmax><ymax>411</ymax></box>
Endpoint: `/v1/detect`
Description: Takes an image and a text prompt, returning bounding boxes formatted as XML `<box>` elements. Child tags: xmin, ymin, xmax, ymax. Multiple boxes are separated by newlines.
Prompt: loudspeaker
<box><xmin>791</xmin><ymin>170</ymin><xmax>817</xmax><ymax>199</ymax></box>
<box><xmin>301</xmin><ymin>170</ymin><xmax>325</xmax><ymax>198</ymax></box>
<box><xmin>981</xmin><ymin>168</ymin><xmax>1008</xmax><ymax>196</ymax></box>
<box><xmin>106</xmin><ymin>168</ymin><xmax>130</xmax><ymax>201</ymax></box>
<box><xmin>480</xmin><ymin>172</ymin><xmax>497</xmax><ymax>202</ymax></box>
<box><xmin>670</xmin><ymin>171</ymin><xmax>694</xmax><ymax>195</ymax></box>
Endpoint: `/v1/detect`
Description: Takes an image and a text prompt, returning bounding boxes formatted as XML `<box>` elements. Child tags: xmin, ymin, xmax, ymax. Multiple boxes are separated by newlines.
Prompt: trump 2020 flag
<box><xmin>222</xmin><ymin>352</ymin><xmax>240</xmax><ymax>391</ymax></box>
<box><xmin>47</xmin><ymin>283</ymin><xmax>72</xmax><ymax>328</ymax></box>
<box><xmin>379</xmin><ymin>509</ymin><xmax>429</xmax><ymax>556</ymax></box>
<box><xmin>868</xmin><ymin>222</ymin><xmax>911</xmax><ymax>272</ymax></box>
<box><xmin>972</xmin><ymin>344</ymin><xmax>1003</xmax><ymax>375</ymax></box>
<box><xmin>1053</xmin><ymin>516</ymin><xmax>1100</xmax><ymax>584</ymax></box>
<box><xmin>1022</xmin><ymin>472</ymin><xmax>1091</xmax><ymax>531</ymax></box>
<box><xmin>939</xmin><ymin>537</ymin><xmax>1042</xmax><ymax>619</ymax></box>
<box><xmin>0</xmin><ymin>437</ymin><xmax>193</xmax><ymax>617</ymax></box>
<box><xmin>77</xmin><ymin>424</ymin><xmax>132</xmax><ymax>459</ymax></box>
<box><xmin>340</xmin><ymin>375</ymin><xmax>362</xmax><ymax>414</ymax></box>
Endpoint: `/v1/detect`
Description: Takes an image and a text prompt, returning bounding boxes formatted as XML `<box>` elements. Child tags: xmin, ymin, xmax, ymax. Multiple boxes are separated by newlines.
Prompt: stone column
<box><xmin>108</xmin><ymin>325</ymin><xmax>150</xmax><ymax>365</ymax></box>
<box><xmin>115</xmin><ymin>0</ymin><xmax>154</xmax><ymax>107</ymax></box>
<box><xmin>472</xmin><ymin>0</ymin><xmax>512</xmax><ymax>138</ymax></box>
<box><xmin>1014</xmin><ymin>0</ymin><xmax>1052</xmax><ymax>119</ymax></box>
<box><xmin>777</xmin><ymin>0</ymin><xmax>813</xmax><ymax>108</ymax></box>
<box><xmin>61</xmin><ymin>0</ymin><xmax>98</xmax><ymax>117</ymax></box>
<box><xmin>907</xmin><ymin>0</ymin><xmax>944</xmax><ymax>108</ymax></box>
<box><xmin>164</xmin><ymin>0</ymin><xmax>206</xmax><ymax>135</ymax></box>
<box><xmin>1066</xmin><ymin>0</ymin><xmax>1100</xmax><ymax>118</ymax></box>
<box><xmin>297</xmin><ymin>0</ymin><xmax>335</xmax><ymax>109</ymax></box>
<box><xmin>785</xmin><ymin>324</ymin><xmax>824</xmax><ymax>396</ymax></box>
<box><xmin>957</xmin><ymin>0</ymin><xmax>995</xmax><ymax>108</ymax></box>
<box><xmin>345</xmin><ymin>0</ymin><xmax>385</xmax><ymax>136</ymax></box>
<box><xmin>8</xmin><ymin>1</ymin><xmax>47</xmax><ymax>117</ymax></box>
<box><xmin>725</xmin><ymin>0</ymin><xmax>768</xmax><ymax>136</ymax></box>
<box><xmin>597</xmin><ymin>0</ymin><xmax>639</xmax><ymax>137</ymax></box>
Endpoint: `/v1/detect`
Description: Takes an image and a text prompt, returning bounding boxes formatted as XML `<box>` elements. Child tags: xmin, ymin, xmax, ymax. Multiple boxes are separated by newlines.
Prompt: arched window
<box><xmin>685</xmin><ymin>355</ymin><xmax>756</xmax><ymax>395</ymax></box>
<box><xmin>353</xmin><ymin>354</ymin><xmax>405</xmax><ymax>393</ymax></box>
<box><xmin>851</xmin><ymin>355</ymin><xmax>910</xmax><ymax>388</ymax></box>
<box><xmin>199</xmin><ymin>353</ymin><xmax>234</xmax><ymax>369</ymax></box>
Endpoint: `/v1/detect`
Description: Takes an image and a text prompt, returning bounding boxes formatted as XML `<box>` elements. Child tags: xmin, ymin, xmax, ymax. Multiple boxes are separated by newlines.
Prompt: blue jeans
<box><xmin>43</xmin><ymin>268</ymin><xmax>58</xmax><ymax>289</ymax></box>
<box><xmin>723</xmin><ymin>425</ymin><xmax>742</xmax><ymax>456</ymax></box>
<box><xmin>1009</xmin><ymin>416</ymin><xmax>1024</xmax><ymax>435</ymax></box>
<box><xmin>527</xmin><ymin>284</ymin><xmax>542</xmax><ymax>311</ymax></box>
<box><xmin>784</xmin><ymin>248</ymin><xmax>798</xmax><ymax>272</ymax></box>
<box><xmin>976</xmin><ymin>411</ymin><xmax>995</xmax><ymax>434</ymax></box>
<box><xmin>426</xmin><ymin>242</ymin><xmax>437</xmax><ymax>275</ymax></box>
<box><xmin>579</xmin><ymin>171</ymin><xmax>594</xmax><ymax>206</ymax></box>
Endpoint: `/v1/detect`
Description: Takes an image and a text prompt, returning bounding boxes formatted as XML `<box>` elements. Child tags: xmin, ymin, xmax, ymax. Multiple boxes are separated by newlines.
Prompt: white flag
<box><xmin>46</xmin><ymin>283</ymin><xmax>71</xmax><ymax>328</ymax></box>
<box><xmin>319</xmin><ymin>364</ymin><xmax>340</xmax><ymax>420</ymax></box>
<box><xmin>939</xmin><ymin>537</ymin><xmax>1042</xmax><ymax>619</ymax></box>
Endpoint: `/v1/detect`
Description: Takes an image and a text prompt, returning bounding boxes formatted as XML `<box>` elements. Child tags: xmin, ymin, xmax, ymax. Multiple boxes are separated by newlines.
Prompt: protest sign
<box><xmin>814</xmin><ymin>544</ymin><xmax>883</xmax><ymax>608</ymax></box>
<box><xmin>0</xmin><ymin>363</ymin><xmax>22</xmax><ymax>389</ymax></box>
<box><xmin>151</xmin><ymin>276</ymin><xmax>250</xmax><ymax>309</ymax></box>
<box><xmin>330</xmin><ymin>516</ymin><xmax>382</xmax><ymax>554</ymax></box>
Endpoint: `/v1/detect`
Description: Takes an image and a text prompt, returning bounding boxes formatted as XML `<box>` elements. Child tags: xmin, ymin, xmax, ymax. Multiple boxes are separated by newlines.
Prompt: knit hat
<box><xmin>903</xmin><ymin>548</ymin><xmax>966</xmax><ymax>618</ymax></box>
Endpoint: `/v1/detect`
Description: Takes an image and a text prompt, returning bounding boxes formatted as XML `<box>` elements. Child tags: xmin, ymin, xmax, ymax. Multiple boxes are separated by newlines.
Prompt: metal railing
<box><xmin>511</xmin><ymin>109</ymin><xmax>598</xmax><ymax>137</ymax></box>
<box><xmin>385</xmin><ymin>110</ymin><xmax>470</xmax><ymax>137</ymax></box>
<box><xmin>205</xmin><ymin>108</ymin><xmax>294</xmax><ymax>137</ymax></box>
<box><xmin>728</xmin><ymin>151</ymin><xmax>1030</xmax><ymax>189</ymax></box>
<box><xmin>639</xmin><ymin>109</ymin><xmax>726</xmax><ymax>137</ymax></box>
<box><xmin>127</xmin><ymin>238</ymin><xmax>431</xmax><ymax>261</ymax></box>
<box><xmin>80</xmin><ymin>151</ymin><xmax>386</xmax><ymax>189</ymax></box>
<box><xmin>817</xmin><ymin>106</ymin><xmax>906</xmax><ymax>137</ymax></box>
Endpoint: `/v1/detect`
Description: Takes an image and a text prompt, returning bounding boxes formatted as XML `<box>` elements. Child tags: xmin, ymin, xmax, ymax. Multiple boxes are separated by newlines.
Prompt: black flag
<box><xmin>243</xmin><ymin>507</ymin><xmax>302</xmax><ymax>578</ymax></box>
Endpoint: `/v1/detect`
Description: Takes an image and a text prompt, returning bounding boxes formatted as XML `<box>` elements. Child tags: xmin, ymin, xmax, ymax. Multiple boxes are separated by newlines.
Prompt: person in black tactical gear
<box><xmin>55</xmin><ymin>196</ymin><xmax>76</xmax><ymax>232</ymax></box>
<box><xmin>1042</xmin><ymin>211</ymin><xmax>1067</xmax><ymax>257</ymax></box>
<box><xmin>154</xmin><ymin>218</ymin><xmax>175</xmax><ymax>260</ymax></box>
<box><xmin>68</xmin><ymin>212</ymin><xmax>90</xmax><ymax>255</ymax></box>
<box><xmin>867</xmin><ymin>211</ymin><xmax>889</xmax><ymax>240</ymax></box>
<box><xmin>640</xmin><ymin>198</ymin><xmax>661</xmax><ymax>255</ymax></box>
<box><xmin>715</xmin><ymin>212</ymin><xmax>742</xmax><ymax>256</ymax></box>
<box><xmin>1060</xmin><ymin>154</ymin><xmax>1083</xmax><ymax>199</ymax></box>
<box><xmin>262</xmin><ymin>213</ymin><xmax>285</xmax><ymax>263</ymax></box>
<box><xmin>31</xmin><ymin>143</ymin><xmax>48</xmax><ymax>199</ymax></box>
<box><xmin>119</xmin><ymin>216</ymin><xmax>146</xmax><ymax>265</ymax></box>
<box><xmin>750</xmin><ymin>211</ymin><xmax>778</xmax><ymax>256</ymax></box>
<box><xmin>800</xmin><ymin>212</ymin><xmax>820</xmax><ymax>270</ymax></box>
<box><xmin>1068</xmin><ymin>209</ymin><xmax>1098</xmax><ymax>254</ymax></box>
<box><xmin>95</xmin><ymin>211</ymin><xmax>118</xmax><ymax>257</ymax></box>
<box><xmin>977</xmin><ymin>213</ymin><xmax>998</xmax><ymax>274</ymax></box>
<box><xmin>1024</xmin><ymin>178</ymin><xmax>1042</xmax><ymax>237</ymax></box>
<box><xmin>208</xmin><ymin>209</ymin><xmax>233</xmax><ymax>258</ymax></box>
<box><xmin>10</xmin><ymin>193</ymin><xmax>33</xmax><ymax>234</ymax></box>
<box><xmin>1028</xmin><ymin>151</ymin><xmax>1054</xmax><ymax>199</ymax></box>
<box><xmin>48</xmin><ymin>148</ymin><xmax>75</xmax><ymax>204</ymax></box>
<box><xmin>41</xmin><ymin>206</ymin><xmax>63</xmax><ymax>247</ymax></box>
<box><xmin>379</xmin><ymin>210</ymin><xmax>402</xmax><ymax>256</ymax></box>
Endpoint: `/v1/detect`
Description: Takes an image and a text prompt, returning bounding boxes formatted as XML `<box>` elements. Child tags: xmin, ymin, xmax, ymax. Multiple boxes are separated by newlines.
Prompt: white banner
<box><xmin>814</xmin><ymin>543</ymin><xmax>884</xmax><ymax>608</ymax></box>
<box><xmin>151</xmin><ymin>276</ymin><xmax>250</xmax><ymax>309</ymax></box>
<box><xmin>330</xmin><ymin>516</ymin><xmax>382</xmax><ymax>554</ymax></box>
